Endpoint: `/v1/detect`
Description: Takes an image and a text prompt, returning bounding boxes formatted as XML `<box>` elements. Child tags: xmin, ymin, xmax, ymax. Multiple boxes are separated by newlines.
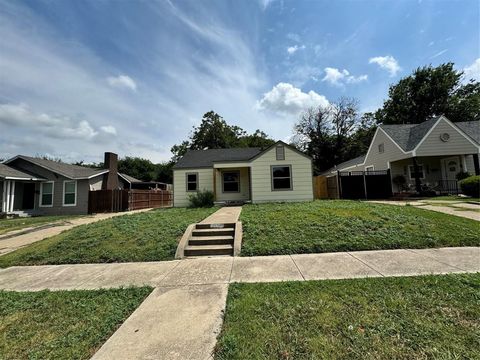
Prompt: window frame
<box><xmin>185</xmin><ymin>172</ymin><xmax>199</xmax><ymax>192</ymax></box>
<box><xmin>62</xmin><ymin>180</ymin><xmax>77</xmax><ymax>207</ymax></box>
<box><xmin>408</xmin><ymin>164</ymin><xmax>425</xmax><ymax>180</ymax></box>
<box><xmin>365</xmin><ymin>165</ymin><xmax>375</xmax><ymax>172</ymax></box>
<box><xmin>271</xmin><ymin>165</ymin><xmax>293</xmax><ymax>191</ymax></box>
<box><xmin>275</xmin><ymin>145</ymin><xmax>285</xmax><ymax>160</ymax></box>
<box><xmin>222</xmin><ymin>171</ymin><xmax>240</xmax><ymax>193</ymax></box>
<box><xmin>378</xmin><ymin>143</ymin><xmax>384</xmax><ymax>153</ymax></box>
<box><xmin>39</xmin><ymin>181</ymin><xmax>54</xmax><ymax>208</ymax></box>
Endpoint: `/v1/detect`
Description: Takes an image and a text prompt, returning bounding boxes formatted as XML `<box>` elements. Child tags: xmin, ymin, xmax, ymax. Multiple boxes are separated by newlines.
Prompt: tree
<box><xmin>376</xmin><ymin>63</ymin><xmax>480</xmax><ymax>124</ymax></box>
<box><xmin>118</xmin><ymin>157</ymin><xmax>156</xmax><ymax>181</ymax></box>
<box><xmin>171</xmin><ymin>111</ymin><xmax>275</xmax><ymax>160</ymax></box>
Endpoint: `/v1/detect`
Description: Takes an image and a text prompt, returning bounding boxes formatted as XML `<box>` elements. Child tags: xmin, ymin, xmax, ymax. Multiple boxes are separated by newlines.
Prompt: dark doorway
<box><xmin>22</xmin><ymin>183</ymin><xmax>35</xmax><ymax>209</ymax></box>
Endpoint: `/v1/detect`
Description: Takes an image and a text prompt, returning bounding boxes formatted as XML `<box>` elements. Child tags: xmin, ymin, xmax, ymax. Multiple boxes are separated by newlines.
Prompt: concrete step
<box><xmin>184</xmin><ymin>244</ymin><xmax>233</xmax><ymax>257</ymax></box>
<box><xmin>195</xmin><ymin>223</ymin><xmax>235</xmax><ymax>230</ymax></box>
<box><xmin>189</xmin><ymin>235</ymin><xmax>234</xmax><ymax>246</ymax></box>
<box><xmin>192</xmin><ymin>228</ymin><xmax>235</xmax><ymax>237</ymax></box>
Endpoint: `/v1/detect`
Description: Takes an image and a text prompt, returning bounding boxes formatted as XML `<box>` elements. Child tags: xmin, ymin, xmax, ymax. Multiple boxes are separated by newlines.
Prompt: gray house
<box><xmin>324</xmin><ymin>116</ymin><xmax>480</xmax><ymax>194</ymax></box>
<box><xmin>0</xmin><ymin>152</ymin><xmax>140</xmax><ymax>216</ymax></box>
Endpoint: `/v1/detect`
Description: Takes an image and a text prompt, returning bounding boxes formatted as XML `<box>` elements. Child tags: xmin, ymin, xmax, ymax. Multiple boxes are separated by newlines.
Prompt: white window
<box><xmin>365</xmin><ymin>166</ymin><xmax>375</xmax><ymax>172</ymax></box>
<box><xmin>222</xmin><ymin>171</ymin><xmax>240</xmax><ymax>192</ymax></box>
<box><xmin>63</xmin><ymin>180</ymin><xmax>77</xmax><ymax>206</ymax></box>
<box><xmin>271</xmin><ymin>165</ymin><xmax>292</xmax><ymax>190</ymax></box>
<box><xmin>276</xmin><ymin>145</ymin><xmax>285</xmax><ymax>160</ymax></box>
<box><xmin>409</xmin><ymin>165</ymin><xmax>425</xmax><ymax>180</ymax></box>
<box><xmin>186</xmin><ymin>173</ymin><xmax>198</xmax><ymax>192</ymax></box>
<box><xmin>40</xmin><ymin>182</ymin><xmax>54</xmax><ymax>207</ymax></box>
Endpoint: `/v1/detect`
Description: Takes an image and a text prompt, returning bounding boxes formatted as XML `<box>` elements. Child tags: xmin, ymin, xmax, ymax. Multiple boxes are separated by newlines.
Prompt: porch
<box><xmin>390</xmin><ymin>154</ymin><xmax>480</xmax><ymax>195</ymax></box>
<box><xmin>1</xmin><ymin>180</ymin><xmax>40</xmax><ymax>216</ymax></box>
<box><xmin>212</xmin><ymin>165</ymin><xmax>252</xmax><ymax>205</ymax></box>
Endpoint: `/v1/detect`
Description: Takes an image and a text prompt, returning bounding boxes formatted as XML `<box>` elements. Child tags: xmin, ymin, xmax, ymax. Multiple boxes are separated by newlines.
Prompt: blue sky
<box><xmin>0</xmin><ymin>0</ymin><xmax>478</xmax><ymax>162</ymax></box>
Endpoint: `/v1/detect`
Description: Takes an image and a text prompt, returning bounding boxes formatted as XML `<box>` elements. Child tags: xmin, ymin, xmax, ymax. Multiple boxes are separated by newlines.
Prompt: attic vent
<box><xmin>378</xmin><ymin>143</ymin><xmax>384</xmax><ymax>153</ymax></box>
<box><xmin>440</xmin><ymin>133</ymin><xmax>450</xmax><ymax>142</ymax></box>
<box><xmin>276</xmin><ymin>145</ymin><xmax>285</xmax><ymax>160</ymax></box>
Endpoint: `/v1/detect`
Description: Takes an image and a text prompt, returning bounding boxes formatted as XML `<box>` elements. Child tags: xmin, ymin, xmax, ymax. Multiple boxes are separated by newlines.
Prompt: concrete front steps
<box><xmin>176</xmin><ymin>222</ymin><xmax>242</xmax><ymax>258</ymax></box>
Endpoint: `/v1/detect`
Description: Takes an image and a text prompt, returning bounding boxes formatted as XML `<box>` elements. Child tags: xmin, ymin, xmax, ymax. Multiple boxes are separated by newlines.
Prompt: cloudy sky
<box><xmin>0</xmin><ymin>0</ymin><xmax>478</xmax><ymax>163</ymax></box>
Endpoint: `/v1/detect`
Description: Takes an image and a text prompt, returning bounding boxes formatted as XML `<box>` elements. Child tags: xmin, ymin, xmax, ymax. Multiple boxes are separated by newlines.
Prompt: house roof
<box><xmin>119</xmin><ymin>173</ymin><xmax>142</xmax><ymax>183</ymax></box>
<box><xmin>173</xmin><ymin>147</ymin><xmax>263</xmax><ymax>169</ymax></box>
<box><xmin>320</xmin><ymin>154</ymin><xmax>366</xmax><ymax>175</ymax></box>
<box><xmin>379</xmin><ymin>116</ymin><xmax>480</xmax><ymax>151</ymax></box>
<box><xmin>5</xmin><ymin>155</ymin><xmax>108</xmax><ymax>179</ymax></box>
<box><xmin>0</xmin><ymin>163</ymin><xmax>46</xmax><ymax>181</ymax></box>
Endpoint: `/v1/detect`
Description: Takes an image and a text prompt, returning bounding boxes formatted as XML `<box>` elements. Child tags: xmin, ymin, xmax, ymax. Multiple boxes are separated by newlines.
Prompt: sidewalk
<box><xmin>0</xmin><ymin>208</ymin><xmax>152</xmax><ymax>256</ymax></box>
<box><xmin>199</xmin><ymin>206</ymin><xmax>242</xmax><ymax>224</ymax></box>
<box><xmin>1</xmin><ymin>247</ymin><xmax>478</xmax><ymax>360</ymax></box>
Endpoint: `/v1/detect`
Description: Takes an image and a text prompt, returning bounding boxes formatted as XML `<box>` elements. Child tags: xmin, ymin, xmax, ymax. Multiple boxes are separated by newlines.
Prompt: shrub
<box><xmin>456</xmin><ymin>171</ymin><xmax>471</xmax><ymax>181</ymax></box>
<box><xmin>188</xmin><ymin>190</ymin><xmax>215</xmax><ymax>208</ymax></box>
<box><xmin>392</xmin><ymin>175</ymin><xmax>407</xmax><ymax>191</ymax></box>
<box><xmin>459</xmin><ymin>175</ymin><xmax>480</xmax><ymax>197</ymax></box>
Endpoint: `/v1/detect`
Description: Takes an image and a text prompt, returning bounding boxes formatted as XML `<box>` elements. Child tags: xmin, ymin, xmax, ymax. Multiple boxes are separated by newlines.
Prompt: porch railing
<box><xmin>436</xmin><ymin>180</ymin><xmax>459</xmax><ymax>195</ymax></box>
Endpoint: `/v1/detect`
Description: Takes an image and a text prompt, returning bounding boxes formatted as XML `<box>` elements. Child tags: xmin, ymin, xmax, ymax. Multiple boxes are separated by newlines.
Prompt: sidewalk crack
<box><xmin>289</xmin><ymin>255</ymin><xmax>306</xmax><ymax>281</ymax></box>
<box><xmin>347</xmin><ymin>252</ymin><xmax>385</xmax><ymax>277</ymax></box>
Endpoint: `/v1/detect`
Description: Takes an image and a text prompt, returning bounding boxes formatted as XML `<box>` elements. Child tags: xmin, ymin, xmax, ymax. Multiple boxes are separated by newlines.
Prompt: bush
<box><xmin>459</xmin><ymin>175</ymin><xmax>480</xmax><ymax>197</ymax></box>
<box><xmin>456</xmin><ymin>171</ymin><xmax>471</xmax><ymax>181</ymax></box>
<box><xmin>188</xmin><ymin>190</ymin><xmax>215</xmax><ymax>208</ymax></box>
<box><xmin>392</xmin><ymin>175</ymin><xmax>407</xmax><ymax>191</ymax></box>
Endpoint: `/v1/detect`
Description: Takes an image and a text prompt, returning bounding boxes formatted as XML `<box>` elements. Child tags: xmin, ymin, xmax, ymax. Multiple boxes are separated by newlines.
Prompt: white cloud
<box><xmin>464</xmin><ymin>58</ymin><xmax>480</xmax><ymax>81</ymax></box>
<box><xmin>369</xmin><ymin>55</ymin><xmax>401</xmax><ymax>76</ymax></box>
<box><xmin>259</xmin><ymin>0</ymin><xmax>276</xmax><ymax>10</ymax></box>
<box><xmin>0</xmin><ymin>103</ymin><xmax>98</xmax><ymax>140</ymax></box>
<box><xmin>100</xmin><ymin>125</ymin><xmax>117</xmax><ymax>135</ymax></box>
<box><xmin>257</xmin><ymin>82</ymin><xmax>329</xmax><ymax>115</ymax></box>
<box><xmin>321</xmin><ymin>67</ymin><xmax>368</xmax><ymax>86</ymax></box>
<box><xmin>286</xmin><ymin>33</ymin><xmax>301</xmax><ymax>42</ymax></box>
<box><xmin>287</xmin><ymin>45</ymin><xmax>305</xmax><ymax>55</ymax></box>
<box><xmin>107</xmin><ymin>75</ymin><xmax>137</xmax><ymax>91</ymax></box>
<box><xmin>430</xmin><ymin>49</ymin><xmax>448</xmax><ymax>59</ymax></box>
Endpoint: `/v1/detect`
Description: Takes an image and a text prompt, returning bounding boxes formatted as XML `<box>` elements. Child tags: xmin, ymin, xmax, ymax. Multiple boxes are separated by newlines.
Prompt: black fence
<box><xmin>338</xmin><ymin>170</ymin><xmax>393</xmax><ymax>200</ymax></box>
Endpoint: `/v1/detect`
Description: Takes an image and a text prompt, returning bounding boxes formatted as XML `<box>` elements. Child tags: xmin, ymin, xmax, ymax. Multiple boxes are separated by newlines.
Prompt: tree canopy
<box><xmin>374</xmin><ymin>63</ymin><xmax>480</xmax><ymax>124</ymax></box>
<box><xmin>170</xmin><ymin>111</ymin><xmax>276</xmax><ymax>161</ymax></box>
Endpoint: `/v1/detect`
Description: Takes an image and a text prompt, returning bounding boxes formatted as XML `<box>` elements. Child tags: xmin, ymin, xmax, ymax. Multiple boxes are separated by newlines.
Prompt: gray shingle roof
<box><xmin>456</xmin><ymin>121</ymin><xmax>480</xmax><ymax>144</ymax></box>
<box><xmin>173</xmin><ymin>148</ymin><xmax>263</xmax><ymax>169</ymax></box>
<box><xmin>0</xmin><ymin>163</ymin><xmax>46</xmax><ymax>180</ymax></box>
<box><xmin>119</xmin><ymin>173</ymin><xmax>142</xmax><ymax>183</ymax></box>
<box><xmin>320</xmin><ymin>154</ymin><xmax>366</xmax><ymax>175</ymax></box>
<box><xmin>7</xmin><ymin>155</ymin><xmax>107</xmax><ymax>179</ymax></box>
<box><xmin>379</xmin><ymin>117</ymin><xmax>479</xmax><ymax>151</ymax></box>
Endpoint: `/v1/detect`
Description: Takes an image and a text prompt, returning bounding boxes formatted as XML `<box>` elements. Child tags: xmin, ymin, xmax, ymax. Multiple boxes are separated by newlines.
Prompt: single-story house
<box><xmin>323</xmin><ymin>115</ymin><xmax>480</xmax><ymax>194</ymax></box>
<box><xmin>172</xmin><ymin>141</ymin><xmax>313</xmax><ymax>207</ymax></box>
<box><xmin>0</xmin><ymin>152</ymin><xmax>143</xmax><ymax>216</ymax></box>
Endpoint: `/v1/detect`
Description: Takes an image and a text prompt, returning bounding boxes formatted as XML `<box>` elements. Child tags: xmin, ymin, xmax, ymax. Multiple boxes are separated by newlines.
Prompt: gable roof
<box><xmin>379</xmin><ymin>116</ymin><xmax>480</xmax><ymax>151</ymax></box>
<box><xmin>173</xmin><ymin>147</ymin><xmax>263</xmax><ymax>169</ymax></box>
<box><xmin>320</xmin><ymin>154</ymin><xmax>366</xmax><ymax>175</ymax></box>
<box><xmin>0</xmin><ymin>163</ymin><xmax>46</xmax><ymax>181</ymax></box>
<box><xmin>5</xmin><ymin>155</ymin><xmax>108</xmax><ymax>179</ymax></box>
<box><xmin>119</xmin><ymin>173</ymin><xmax>142</xmax><ymax>183</ymax></box>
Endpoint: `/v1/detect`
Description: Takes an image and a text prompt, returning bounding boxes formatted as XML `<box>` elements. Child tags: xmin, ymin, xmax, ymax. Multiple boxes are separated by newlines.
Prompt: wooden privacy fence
<box><xmin>313</xmin><ymin>175</ymin><xmax>340</xmax><ymax>199</ymax></box>
<box><xmin>88</xmin><ymin>189</ymin><xmax>172</xmax><ymax>214</ymax></box>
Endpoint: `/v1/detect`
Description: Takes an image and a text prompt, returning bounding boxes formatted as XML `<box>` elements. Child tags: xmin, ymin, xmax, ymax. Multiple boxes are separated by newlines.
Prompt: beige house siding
<box><xmin>214</xmin><ymin>168</ymin><xmax>250</xmax><ymax>202</ymax></box>
<box><xmin>363</xmin><ymin>128</ymin><xmax>409</xmax><ymax>170</ymax></box>
<box><xmin>250</xmin><ymin>146</ymin><xmax>313</xmax><ymax>203</ymax></box>
<box><xmin>415</xmin><ymin>118</ymin><xmax>479</xmax><ymax>156</ymax></box>
<box><xmin>173</xmin><ymin>168</ymin><xmax>214</xmax><ymax>207</ymax></box>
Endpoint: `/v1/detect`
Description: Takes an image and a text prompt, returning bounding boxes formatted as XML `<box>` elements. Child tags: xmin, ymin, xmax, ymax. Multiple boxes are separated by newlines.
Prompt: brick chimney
<box><xmin>103</xmin><ymin>152</ymin><xmax>119</xmax><ymax>190</ymax></box>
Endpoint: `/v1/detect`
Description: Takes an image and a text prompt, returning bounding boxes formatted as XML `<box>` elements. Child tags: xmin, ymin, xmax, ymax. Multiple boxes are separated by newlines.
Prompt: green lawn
<box><xmin>215</xmin><ymin>274</ymin><xmax>480</xmax><ymax>359</ymax></box>
<box><xmin>0</xmin><ymin>287</ymin><xmax>151</xmax><ymax>360</ymax></box>
<box><xmin>0</xmin><ymin>215</ymin><xmax>80</xmax><ymax>235</ymax></box>
<box><xmin>240</xmin><ymin>201</ymin><xmax>480</xmax><ymax>256</ymax></box>
<box><xmin>429</xmin><ymin>195</ymin><xmax>480</xmax><ymax>202</ymax></box>
<box><xmin>0</xmin><ymin>207</ymin><xmax>215</xmax><ymax>267</ymax></box>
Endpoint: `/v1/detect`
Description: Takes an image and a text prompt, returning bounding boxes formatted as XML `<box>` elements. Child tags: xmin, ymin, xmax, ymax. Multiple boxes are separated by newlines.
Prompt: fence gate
<box><xmin>338</xmin><ymin>170</ymin><xmax>392</xmax><ymax>200</ymax></box>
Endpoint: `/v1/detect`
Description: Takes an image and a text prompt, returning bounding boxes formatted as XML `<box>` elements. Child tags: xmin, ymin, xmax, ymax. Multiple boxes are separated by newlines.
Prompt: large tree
<box><xmin>375</xmin><ymin>63</ymin><xmax>480</xmax><ymax>124</ymax></box>
<box><xmin>171</xmin><ymin>111</ymin><xmax>275</xmax><ymax>160</ymax></box>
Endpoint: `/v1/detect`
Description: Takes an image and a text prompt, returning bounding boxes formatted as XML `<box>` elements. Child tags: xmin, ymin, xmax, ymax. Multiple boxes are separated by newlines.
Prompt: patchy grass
<box><xmin>215</xmin><ymin>274</ymin><xmax>480</xmax><ymax>360</ymax></box>
<box><xmin>240</xmin><ymin>201</ymin><xmax>480</xmax><ymax>256</ymax></box>
<box><xmin>0</xmin><ymin>287</ymin><xmax>151</xmax><ymax>360</ymax></box>
<box><xmin>0</xmin><ymin>215</ymin><xmax>81</xmax><ymax>235</ymax></box>
<box><xmin>0</xmin><ymin>207</ymin><xmax>215</xmax><ymax>267</ymax></box>
<box><xmin>430</xmin><ymin>195</ymin><xmax>480</xmax><ymax>203</ymax></box>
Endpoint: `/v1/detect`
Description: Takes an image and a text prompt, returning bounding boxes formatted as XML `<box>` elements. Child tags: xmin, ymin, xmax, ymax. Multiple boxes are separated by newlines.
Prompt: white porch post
<box><xmin>1</xmin><ymin>180</ymin><xmax>7</xmax><ymax>213</ymax></box>
<box><xmin>461</xmin><ymin>155</ymin><xmax>468</xmax><ymax>173</ymax></box>
<box><xmin>4</xmin><ymin>180</ymin><xmax>10</xmax><ymax>213</ymax></box>
<box><xmin>9</xmin><ymin>181</ymin><xmax>15</xmax><ymax>212</ymax></box>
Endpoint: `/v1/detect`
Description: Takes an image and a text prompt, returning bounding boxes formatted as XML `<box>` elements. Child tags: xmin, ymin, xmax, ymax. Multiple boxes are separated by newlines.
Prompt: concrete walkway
<box><xmin>199</xmin><ymin>206</ymin><xmax>242</xmax><ymax>224</ymax></box>
<box><xmin>0</xmin><ymin>209</ymin><xmax>152</xmax><ymax>256</ymax></box>
<box><xmin>1</xmin><ymin>247</ymin><xmax>478</xmax><ymax>359</ymax></box>
<box><xmin>371</xmin><ymin>200</ymin><xmax>480</xmax><ymax>221</ymax></box>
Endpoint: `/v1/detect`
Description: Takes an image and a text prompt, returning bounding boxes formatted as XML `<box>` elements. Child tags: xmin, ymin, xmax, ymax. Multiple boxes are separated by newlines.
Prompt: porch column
<box><xmin>212</xmin><ymin>168</ymin><xmax>217</xmax><ymax>201</ymax></box>
<box><xmin>473</xmin><ymin>154</ymin><xmax>480</xmax><ymax>176</ymax></box>
<box><xmin>412</xmin><ymin>157</ymin><xmax>422</xmax><ymax>193</ymax></box>
<box><xmin>9</xmin><ymin>181</ymin><xmax>15</xmax><ymax>212</ymax></box>
<box><xmin>1</xmin><ymin>180</ymin><xmax>7</xmax><ymax>213</ymax></box>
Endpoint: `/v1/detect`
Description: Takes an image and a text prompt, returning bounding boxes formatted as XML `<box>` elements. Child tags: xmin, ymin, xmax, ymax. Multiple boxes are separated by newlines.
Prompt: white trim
<box><xmin>40</xmin><ymin>181</ymin><xmax>54</xmax><ymax>207</ymax></box>
<box><xmin>9</xmin><ymin>181</ymin><xmax>15</xmax><ymax>212</ymax></box>
<box><xmin>118</xmin><ymin>173</ymin><xmax>132</xmax><ymax>184</ymax></box>
<box><xmin>87</xmin><ymin>170</ymin><xmax>109</xmax><ymax>179</ymax></box>
<box><xmin>365</xmin><ymin>165</ymin><xmax>375</xmax><ymax>172</ymax></box>
<box><xmin>3</xmin><ymin>176</ymin><xmax>46</xmax><ymax>181</ymax></box>
<box><xmin>62</xmin><ymin>180</ymin><xmax>77</xmax><ymax>207</ymax></box>
<box><xmin>408</xmin><ymin>164</ymin><xmax>425</xmax><ymax>180</ymax></box>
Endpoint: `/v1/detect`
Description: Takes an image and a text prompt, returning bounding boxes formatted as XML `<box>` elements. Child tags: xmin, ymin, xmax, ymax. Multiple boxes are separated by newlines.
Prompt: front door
<box><xmin>22</xmin><ymin>183</ymin><xmax>35</xmax><ymax>210</ymax></box>
<box><xmin>441</xmin><ymin>156</ymin><xmax>460</xmax><ymax>181</ymax></box>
